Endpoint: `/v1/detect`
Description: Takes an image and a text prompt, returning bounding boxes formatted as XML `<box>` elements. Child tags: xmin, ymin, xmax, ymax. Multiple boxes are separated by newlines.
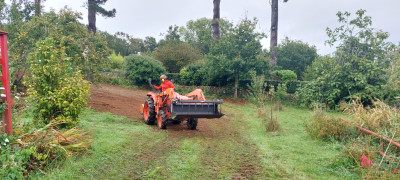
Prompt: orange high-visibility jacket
<box><xmin>153</xmin><ymin>80</ymin><xmax>175</xmax><ymax>92</ymax></box>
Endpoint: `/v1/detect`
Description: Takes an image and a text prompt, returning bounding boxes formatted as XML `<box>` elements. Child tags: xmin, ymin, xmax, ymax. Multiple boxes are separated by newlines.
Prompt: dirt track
<box><xmin>88</xmin><ymin>84</ymin><xmax>147</xmax><ymax>120</ymax></box>
<box><xmin>88</xmin><ymin>83</ymin><xmax>246</xmax><ymax>135</ymax></box>
<box><xmin>87</xmin><ymin>84</ymin><xmax>264</xmax><ymax>178</ymax></box>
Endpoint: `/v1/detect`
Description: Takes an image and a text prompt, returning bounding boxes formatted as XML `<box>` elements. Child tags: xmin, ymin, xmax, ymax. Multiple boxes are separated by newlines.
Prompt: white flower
<box><xmin>17</xmin><ymin>139</ymin><xmax>21</xmax><ymax>142</ymax></box>
<box><xmin>15</xmin><ymin>96</ymin><xmax>20</xmax><ymax>100</ymax></box>
<box><xmin>5</xmin><ymin>138</ymin><xmax>9</xmax><ymax>143</ymax></box>
<box><xmin>3</xmin><ymin>143</ymin><xmax>5</xmax><ymax>146</ymax></box>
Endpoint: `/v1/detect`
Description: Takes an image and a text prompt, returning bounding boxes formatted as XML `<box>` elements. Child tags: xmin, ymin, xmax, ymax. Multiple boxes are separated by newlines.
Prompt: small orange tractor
<box><xmin>139</xmin><ymin>78</ymin><xmax>224</xmax><ymax>130</ymax></box>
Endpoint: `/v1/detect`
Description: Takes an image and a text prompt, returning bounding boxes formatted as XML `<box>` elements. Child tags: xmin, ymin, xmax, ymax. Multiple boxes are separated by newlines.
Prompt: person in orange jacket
<box><xmin>153</xmin><ymin>74</ymin><xmax>175</xmax><ymax>92</ymax></box>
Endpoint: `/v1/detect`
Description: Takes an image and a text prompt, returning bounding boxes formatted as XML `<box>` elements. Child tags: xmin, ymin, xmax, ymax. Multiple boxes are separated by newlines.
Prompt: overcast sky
<box><xmin>43</xmin><ymin>0</ymin><xmax>400</xmax><ymax>55</ymax></box>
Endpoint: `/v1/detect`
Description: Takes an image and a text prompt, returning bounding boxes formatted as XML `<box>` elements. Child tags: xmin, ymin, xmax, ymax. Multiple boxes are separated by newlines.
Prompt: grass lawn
<box><xmin>227</xmin><ymin>103</ymin><xmax>359</xmax><ymax>179</ymax></box>
<box><xmin>28</xmin><ymin>103</ymin><xmax>359</xmax><ymax>179</ymax></box>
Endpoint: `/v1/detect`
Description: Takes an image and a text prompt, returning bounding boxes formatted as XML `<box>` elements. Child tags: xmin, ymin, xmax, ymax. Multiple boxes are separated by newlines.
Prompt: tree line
<box><xmin>0</xmin><ymin>1</ymin><xmax>399</xmax><ymax>107</ymax></box>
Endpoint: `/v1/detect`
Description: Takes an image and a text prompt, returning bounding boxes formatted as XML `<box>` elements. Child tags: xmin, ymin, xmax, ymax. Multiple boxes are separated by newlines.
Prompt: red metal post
<box><xmin>0</xmin><ymin>31</ymin><xmax>13</xmax><ymax>135</ymax></box>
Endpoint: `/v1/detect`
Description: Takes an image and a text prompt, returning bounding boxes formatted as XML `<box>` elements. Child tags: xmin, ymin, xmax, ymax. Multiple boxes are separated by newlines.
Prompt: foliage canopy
<box><xmin>124</xmin><ymin>55</ymin><xmax>166</xmax><ymax>86</ymax></box>
<box><xmin>24</xmin><ymin>37</ymin><xmax>90</xmax><ymax>127</ymax></box>
<box><xmin>297</xmin><ymin>9</ymin><xmax>399</xmax><ymax>108</ymax></box>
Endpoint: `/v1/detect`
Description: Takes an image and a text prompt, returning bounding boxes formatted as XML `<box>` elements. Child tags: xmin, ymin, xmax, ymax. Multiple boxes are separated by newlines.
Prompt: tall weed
<box><xmin>307</xmin><ymin>100</ymin><xmax>400</xmax><ymax>177</ymax></box>
<box><xmin>305</xmin><ymin>106</ymin><xmax>356</xmax><ymax>142</ymax></box>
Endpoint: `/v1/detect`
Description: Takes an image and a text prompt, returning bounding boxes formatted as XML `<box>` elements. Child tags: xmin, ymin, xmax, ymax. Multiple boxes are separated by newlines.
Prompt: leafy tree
<box><xmin>100</xmin><ymin>31</ymin><xmax>146</xmax><ymax>56</ymax></box>
<box><xmin>3</xmin><ymin>0</ymin><xmax>36</xmax><ymax>87</ymax></box>
<box><xmin>179</xmin><ymin>18</ymin><xmax>233</xmax><ymax>54</ymax></box>
<box><xmin>24</xmin><ymin>37</ymin><xmax>90</xmax><ymax>127</ymax></box>
<box><xmin>7</xmin><ymin>8</ymin><xmax>110</xmax><ymax>87</ymax></box>
<box><xmin>124</xmin><ymin>55</ymin><xmax>166</xmax><ymax>86</ymax></box>
<box><xmin>154</xmin><ymin>42</ymin><xmax>201</xmax><ymax>73</ymax></box>
<box><xmin>128</xmin><ymin>37</ymin><xmax>145</xmax><ymax>54</ymax></box>
<box><xmin>99</xmin><ymin>31</ymin><xmax>131</xmax><ymax>56</ymax></box>
<box><xmin>296</xmin><ymin>10</ymin><xmax>398</xmax><ymax>108</ymax></box>
<box><xmin>82</xmin><ymin>32</ymin><xmax>111</xmax><ymax>81</ymax></box>
<box><xmin>383</xmin><ymin>49</ymin><xmax>400</xmax><ymax>102</ymax></box>
<box><xmin>159</xmin><ymin>25</ymin><xmax>181</xmax><ymax>47</ymax></box>
<box><xmin>276</xmin><ymin>37</ymin><xmax>318</xmax><ymax>79</ymax></box>
<box><xmin>269</xmin><ymin>0</ymin><xmax>288</xmax><ymax>66</ymax></box>
<box><xmin>143</xmin><ymin>36</ymin><xmax>158</xmax><ymax>52</ymax></box>
<box><xmin>87</xmin><ymin>0</ymin><xmax>116</xmax><ymax>33</ymax></box>
<box><xmin>208</xmin><ymin>17</ymin><xmax>268</xmax><ymax>98</ymax></box>
<box><xmin>212</xmin><ymin>0</ymin><xmax>220</xmax><ymax>39</ymax></box>
<box><xmin>202</xmin><ymin>55</ymin><xmax>231</xmax><ymax>87</ymax></box>
<box><xmin>326</xmin><ymin>9</ymin><xmax>395</xmax><ymax>65</ymax></box>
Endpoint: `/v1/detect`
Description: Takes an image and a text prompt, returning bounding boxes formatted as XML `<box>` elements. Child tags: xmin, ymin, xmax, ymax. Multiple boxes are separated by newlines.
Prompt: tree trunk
<box><xmin>269</xmin><ymin>0</ymin><xmax>278</xmax><ymax>66</ymax></box>
<box><xmin>234</xmin><ymin>72</ymin><xmax>238</xmax><ymax>99</ymax></box>
<box><xmin>212</xmin><ymin>0</ymin><xmax>221</xmax><ymax>40</ymax></box>
<box><xmin>88</xmin><ymin>0</ymin><xmax>97</xmax><ymax>33</ymax></box>
<box><xmin>34</xmin><ymin>0</ymin><xmax>41</xmax><ymax>16</ymax></box>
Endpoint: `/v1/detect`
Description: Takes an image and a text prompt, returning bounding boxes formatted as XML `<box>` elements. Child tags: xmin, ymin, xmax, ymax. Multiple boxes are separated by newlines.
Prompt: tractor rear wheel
<box><xmin>143</xmin><ymin>97</ymin><xmax>156</xmax><ymax>125</ymax></box>
<box><xmin>157</xmin><ymin>110</ymin><xmax>168</xmax><ymax>129</ymax></box>
<box><xmin>187</xmin><ymin>118</ymin><xmax>198</xmax><ymax>130</ymax></box>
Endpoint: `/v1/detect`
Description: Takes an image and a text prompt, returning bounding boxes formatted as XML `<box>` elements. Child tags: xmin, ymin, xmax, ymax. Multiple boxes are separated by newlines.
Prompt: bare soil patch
<box><xmin>87</xmin><ymin>83</ymin><xmax>264</xmax><ymax>178</ymax></box>
<box><xmin>88</xmin><ymin>84</ymin><xmax>148</xmax><ymax>120</ymax></box>
<box><xmin>88</xmin><ymin>83</ymin><xmax>234</xmax><ymax>137</ymax></box>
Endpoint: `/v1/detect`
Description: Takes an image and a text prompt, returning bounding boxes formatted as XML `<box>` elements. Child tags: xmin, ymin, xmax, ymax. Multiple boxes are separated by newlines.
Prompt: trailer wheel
<box><xmin>157</xmin><ymin>110</ymin><xmax>167</xmax><ymax>129</ymax></box>
<box><xmin>143</xmin><ymin>97</ymin><xmax>156</xmax><ymax>125</ymax></box>
<box><xmin>187</xmin><ymin>118</ymin><xmax>198</xmax><ymax>130</ymax></box>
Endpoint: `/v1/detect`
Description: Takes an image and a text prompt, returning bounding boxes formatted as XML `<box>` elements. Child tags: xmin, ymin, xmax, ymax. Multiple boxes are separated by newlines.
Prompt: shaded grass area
<box><xmin>28</xmin><ymin>103</ymin><xmax>359</xmax><ymax>179</ymax></box>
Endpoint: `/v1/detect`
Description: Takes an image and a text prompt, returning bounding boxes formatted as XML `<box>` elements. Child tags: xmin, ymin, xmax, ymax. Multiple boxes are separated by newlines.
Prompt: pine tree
<box><xmin>88</xmin><ymin>0</ymin><xmax>116</xmax><ymax>33</ymax></box>
<box><xmin>269</xmin><ymin>0</ymin><xmax>288</xmax><ymax>66</ymax></box>
<box><xmin>212</xmin><ymin>0</ymin><xmax>221</xmax><ymax>40</ymax></box>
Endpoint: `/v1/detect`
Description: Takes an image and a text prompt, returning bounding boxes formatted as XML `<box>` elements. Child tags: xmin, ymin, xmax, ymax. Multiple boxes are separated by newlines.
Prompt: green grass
<box><xmin>27</xmin><ymin>103</ymin><xmax>359</xmax><ymax>179</ymax></box>
<box><xmin>225</xmin><ymin>103</ymin><xmax>360</xmax><ymax>179</ymax></box>
<box><xmin>29</xmin><ymin>109</ymin><xmax>168</xmax><ymax>179</ymax></box>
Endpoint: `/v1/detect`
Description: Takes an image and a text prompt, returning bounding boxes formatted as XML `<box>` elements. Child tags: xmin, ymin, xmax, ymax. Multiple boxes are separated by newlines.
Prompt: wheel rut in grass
<box><xmin>87</xmin><ymin>84</ymin><xmax>267</xmax><ymax>178</ymax></box>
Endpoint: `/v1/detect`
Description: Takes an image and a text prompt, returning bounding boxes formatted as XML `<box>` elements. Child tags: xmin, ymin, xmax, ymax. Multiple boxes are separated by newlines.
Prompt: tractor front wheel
<box><xmin>157</xmin><ymin>110</ymin><xmax>168</xmax><ymax>129</ymax></box>
<box><xmin>143</xmin><ymin>97</ymin><xmax>156</xmax><ymax>125</ymax></box>
<box><xmin>187</xmin><ymin>118</ymin><xmax>198</xmax><ymax>130</ymax></box>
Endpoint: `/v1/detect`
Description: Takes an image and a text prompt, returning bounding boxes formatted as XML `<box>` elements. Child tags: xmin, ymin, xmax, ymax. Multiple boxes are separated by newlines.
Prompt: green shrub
<box><xmin>24</xmin><ymin>37</ymin><xmax>90</xmax><ymax>127</ymax></box>
<box><xmin>124</xmin><ymin>55</ymin><xmax>166</xmax><ymax>87</ymax></box>
<box><xmin>247</xmin><ymin>71</ymin><xmax>267</xmax><ymax>105</ymax></box>
<box><xmin>109</xmin><ymin>51</ymin><xmax>124</xmax><ymax>69</ymax></box>
<box><xmin>98</xmin><ymin>70</ymin><xmax>130</xmax><ymax>87</ymax></box>
<box><xmin>274</xmin><ymin>70</ymin><xmax>297</xmax><ymax>81</ymax></box>
<box><xmin>305</xmin><ymin>107</ymin><xmax>356</xmax><ymax>142</ymax></box>
<box><xmin>179</xmin><ymin>65</ymin><xmax>207</xmax><ymax>86</ymax></box>
<box><xmin>154</xmin><ymin>42</ymin><xmax>201</xmax><ymax>73</ymax></box>
<box><xmin>261</xmin><ymin>80</ymin><xmax>304</xmax><ymax>94</ymax></box>
<box><xmin>165</xmin><ymin>73</ymin><xmax>181</xmax><ymax>83</ymax></box>
<box><xmin>0</xmin><ymin>134</ymin><xmax>33</xmax><ymax>179</ymax></box>
<box><xmin>275</xmin><ymin>83</ymin><xmax>287</xmax><ymax>102</ymax></box>
<box><xmin>296</xmin><ymin>56</ymin><xmax>390</xmax><ymax>109</ymax></box>
<box><xmin>297</xmin><ymin>9</ymin><xmax>399</xmax><ymax>109</ymax></box>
